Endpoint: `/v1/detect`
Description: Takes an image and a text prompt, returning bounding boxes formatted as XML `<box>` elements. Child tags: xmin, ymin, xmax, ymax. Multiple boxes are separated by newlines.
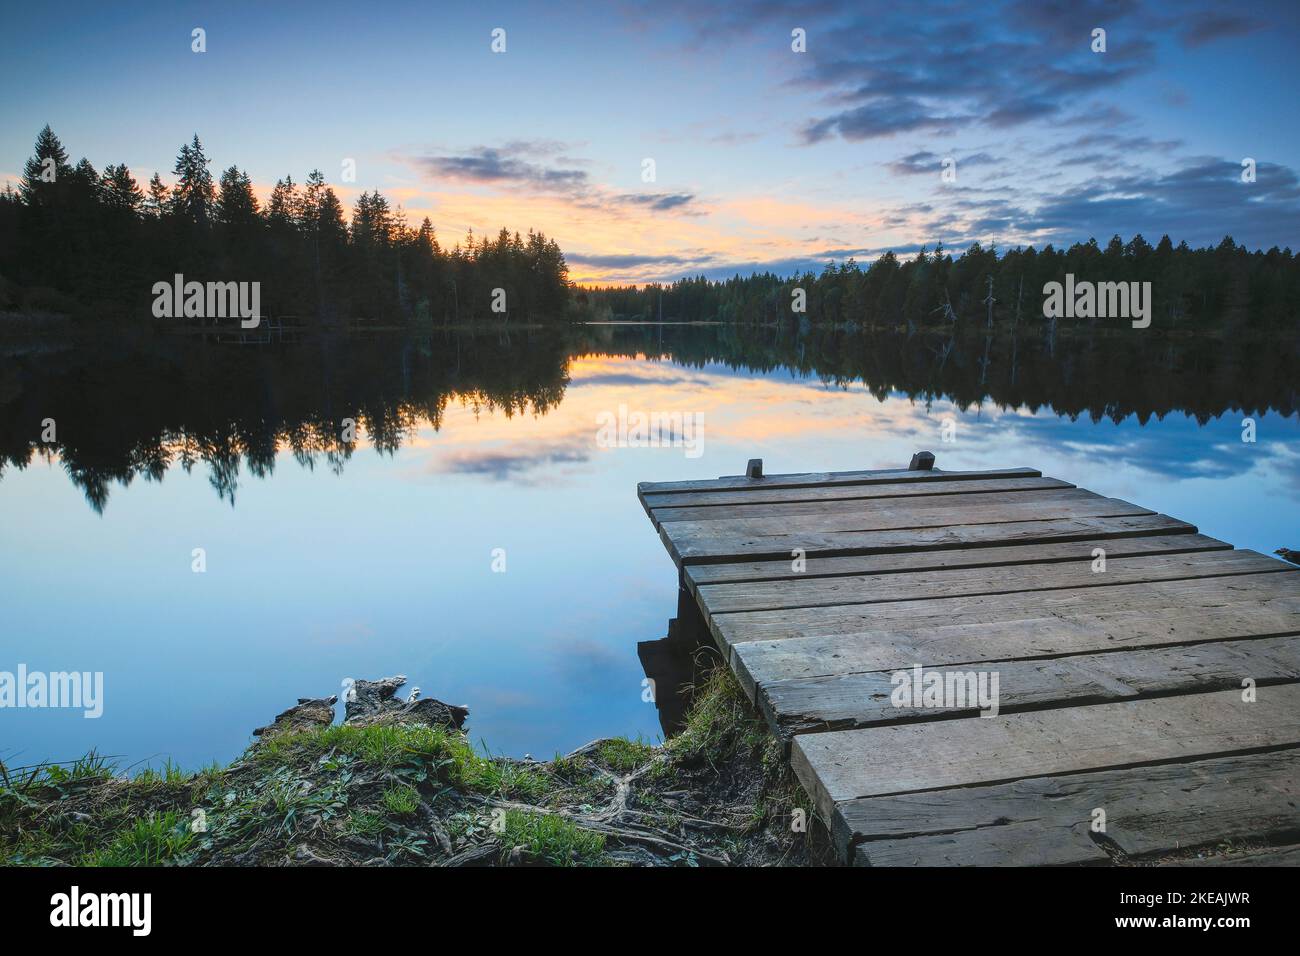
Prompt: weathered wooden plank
<box><xmin>730</xmin><ymin>597</ymin><xmax>1300</xmax><ymax>697</ymax></box>
<box><xmin>838</xmin><ymin>749</ymin><xmax>1300</xmax><ymax>866</ymax></box>
<box><xmin>854</xmin><ymin>822</ymin><xmax>1109</xmax><ymax>866</ymax></box>
<box><xmin>637</xmin><ymin>466</ymin><xmax>1041</xmax><ymax>497</ymax></box>
<box><xmin>687</xmin><ymin>533</ymin><xmax>1231</xmax><ymax>587</ymax></box>
<box><xmin>697</xmin><ymin>549</ymin><xmax>1289</xmax><ymax>615</ymax></box>
<box><xmin>757</xmin><ymin>635</ymin><xmax>1300</xmax><ymax>738</ymax></box>
<box><xmin>669</xmin><ymin>512</ymin><xmax>1194</xmax><ymax>565</ymax></box>
<box><xmin>711</xmin><ymin>570</ymin><xmax>1300</xmax><ymax>649</ymax></box>
<box><xmin>655</xmin><ymin>484</ymin><xmax>1097</xmax><ymax>525</ymax></box>
<box><xmin>648</xmin><ymin>476</ymin><xmax>1073</xmax><ymax>513</ymax></box>
<box><xmin>1175</xmin><ymin>845</ymin><xmax>1300</xmax><ymax>866</ymax></box>
<box><xmin>854</xmin><ymin>820</ymin><xmax>1110</xmax><ymax>865</ymax></box>
<box><xmin>792</xmin><ymin>685</ymin><xmax>1300</xmax><ymax>825</ymax></box>
<box><xmin>661</xmin><ymin>490</ymin><xmax>1146</xmax><ymax>541</ymax></box>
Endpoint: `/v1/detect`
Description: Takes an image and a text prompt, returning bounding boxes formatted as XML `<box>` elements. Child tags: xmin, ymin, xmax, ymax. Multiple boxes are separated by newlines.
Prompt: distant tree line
<box><xmin>0</xmin><ymin>126</ymin><xmax>571</xmax><ymax>324</ymax></box>
<box><xmin>583</xmin><ymin>235</ymin><xmax>1300</xmax><ymax>332</ymax></box>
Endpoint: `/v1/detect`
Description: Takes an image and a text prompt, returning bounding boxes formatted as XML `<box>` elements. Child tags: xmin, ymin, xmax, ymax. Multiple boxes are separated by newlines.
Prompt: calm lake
<box><xmin>2</xmin><ymin>322</ymin><xmax>1298</xmax><ymax>771</ymax></box>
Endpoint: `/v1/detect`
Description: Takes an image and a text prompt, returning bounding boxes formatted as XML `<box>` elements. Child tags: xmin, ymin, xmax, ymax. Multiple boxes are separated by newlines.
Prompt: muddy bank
<box><xmin>0</xmin><ymin>669</ymin><xmax>834</xmax><ymax>867</ymax></box>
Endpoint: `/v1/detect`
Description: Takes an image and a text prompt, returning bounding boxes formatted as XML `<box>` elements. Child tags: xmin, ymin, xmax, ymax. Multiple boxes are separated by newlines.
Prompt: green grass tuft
<box><xmin>345</xmin><ymin>811</ymin><xmax>388</xmax><ymax>837</ymax></box>
<box><xmin>381</xmin><ymin>784</ymin><xmax>420</xmax><ymax>816</ymax></box>
<box><xmin>664</xmin><ymin>667</ymin><xmax>767</xmax><ymax>766</ymax></box>
<box><xmin>499</xmin><ymin>809</ymin><xmax>605</xmax><ymax>866</ymax></box>
<box><xmin>131</xmin><ymin>758</ymin><xmax>190</xmax><ymax>787</ymax></box>
<box><xmin>253</xmin><ymin>723</ymin><xmax>550</xmax><ymax>799</ymax></box>
<box><xmin>82</xmin><ymin>811</ymin><xmax>195</xmax><ymax>866</ymax></box>
<box><xmin>596</xmin><ymin>737</ymin><xmax>657</xmax><ymax>772</ymax></box>
<box><xmin>253</xmin><ymin>722</ymin><xmax>453</xmax><ymax>770</ymax></box>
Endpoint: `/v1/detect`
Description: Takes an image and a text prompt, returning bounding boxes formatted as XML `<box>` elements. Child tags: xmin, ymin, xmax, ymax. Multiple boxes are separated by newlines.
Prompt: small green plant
<box><xmin>131</xmin><ymin>758</ymin><xmax>189</xmax><ymax>786</ymax></box>
<box><xmin>381</xmin><ymin>784</ymin><xmax>420</xmax><ymax>816</ymax></box>
<box><xmin>543</xmin><ymin>756</ymin><xmax>613</xmax><ymax>807</ymax></box>
<box><xmin>667</xmin><ymin>667</ymin><xmax>767</xmax><ymax>765</ymax></box>
<box><xmin>596</xmin><ymin>737</ymin><xmax>656</xmax><ymax>772</ymax></box>
<box><xmin>345</xmin><ymin>811</ymin><xmax>388</xmax><ymax>838</ymax></box>
<box><xmin>83</xmin><ymin>812</ymin><xmax>194</xmax><ymax>866</ymax></box>
<box><xmin>550</xmin><ymin>753</ymin><xmax>584</xmax><ymax>776</ymax></box>
<box><xmin>27</xmin><ymin>751</ymin><xmax>116</xmax><ymax>786</ymax></box>
<box><xmin>450</xmin><ymin>742</ymin><xmax>549</xmax><ymax>799</ymax></box>
<box><xmin>499</xmin><ymin>810</ymin><xmax>605</xmax><ymax>866</ymax></box>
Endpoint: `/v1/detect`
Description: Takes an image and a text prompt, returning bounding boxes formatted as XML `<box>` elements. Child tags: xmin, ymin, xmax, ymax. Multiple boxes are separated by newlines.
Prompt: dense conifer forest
<box><xmin>0</xmin><ymin>126</ymin><xmax>571</xmax><ymax>324</ymax></box>
<box><xmin>582</xmin><ymin>238</ymin><xmax>1300</xmax><ymax>332</ymax></box>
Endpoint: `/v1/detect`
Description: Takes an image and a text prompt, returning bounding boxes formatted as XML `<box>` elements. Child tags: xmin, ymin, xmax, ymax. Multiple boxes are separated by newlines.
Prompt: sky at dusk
<box><xmin>2</xmin><ymin>0</ymin><xmax>1298</xmax><ymax>284</ymax></box>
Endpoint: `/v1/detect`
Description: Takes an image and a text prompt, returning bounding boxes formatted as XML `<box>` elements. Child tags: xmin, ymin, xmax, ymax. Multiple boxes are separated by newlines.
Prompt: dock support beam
<box><xmin>668</xmin><ymin>579</ymin><xmax>711</xmax><ymax>651</ymax></box>
<box><xmin>746</xmin><ymin>458</ymin><xmax>763</xmax><ymax>479</ymax></box>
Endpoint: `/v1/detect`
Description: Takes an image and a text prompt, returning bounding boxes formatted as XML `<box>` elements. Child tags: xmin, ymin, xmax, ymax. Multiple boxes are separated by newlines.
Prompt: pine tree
<box><xmin>20</xmin><ymin>124</ymin><xmax>71</xmax><ymax>205</ymax></box>
<box><xmin>144</xmin><ymin>174</ymin><xmax>169</xmax><ymax>218</ymax></box>
<box><xmin>267</xmin><ymin>176</ymin><xmax>300</xmax><ymax>227</ymax></box>
<box><xmin>100</xmin><ymin>164</ymin><xmax>143</xmax><ymax>212</ymax></box>
<box><xmin>67</xmin><ymin>158</ymin><xmax>102</xmax><ymax>206</ymax></box>
<box><xmin>317</xmin><ymin>187</ymin><xmax>347</xmax><ymax>246</ymax></box>
<box><xmin>216</xmin><ymin>166</ymin><xmax>259</xmax><ymax>226</ymax></box>
<box><xmin>300</xmin><ymin>170</ymin><xmax>326</xmax><ymax>234</ymax></box>
<box><xmin>169</xmin><ymin>134</ymin><xmax>216</xmax><ymax>225</ymax></box>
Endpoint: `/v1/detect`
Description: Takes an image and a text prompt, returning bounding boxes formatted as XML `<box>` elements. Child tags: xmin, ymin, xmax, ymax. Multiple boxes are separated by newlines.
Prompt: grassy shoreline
<box><xmin>0</xmin><ymin>669</ymin><xmax>832</xmax><ymax>867</ymax></box>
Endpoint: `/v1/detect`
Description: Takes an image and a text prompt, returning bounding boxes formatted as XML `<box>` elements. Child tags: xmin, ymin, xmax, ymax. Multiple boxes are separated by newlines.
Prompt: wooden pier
<box><xmin>638</xmin><ymin>458</ymin><xmax>1300</xmax><ymax>865</ymax></box>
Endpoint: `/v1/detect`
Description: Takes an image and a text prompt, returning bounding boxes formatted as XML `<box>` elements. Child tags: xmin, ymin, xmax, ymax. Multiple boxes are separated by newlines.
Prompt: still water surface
<box><xmin>1</xmin><ymin>323</ymin><xmax>1297</xmax><ymax>769</ymax></box>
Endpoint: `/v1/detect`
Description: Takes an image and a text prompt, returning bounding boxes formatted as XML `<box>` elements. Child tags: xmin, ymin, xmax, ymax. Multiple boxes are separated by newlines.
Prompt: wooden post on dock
<box><xmin>746</xmin><ymin>458</ymin><xmax>763</xmax><ymax>479</ymax></box>
<box><xmin>909</xmin><ymin>450</ymin><xmax>935</xmax><ymax>470</ymax></box>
